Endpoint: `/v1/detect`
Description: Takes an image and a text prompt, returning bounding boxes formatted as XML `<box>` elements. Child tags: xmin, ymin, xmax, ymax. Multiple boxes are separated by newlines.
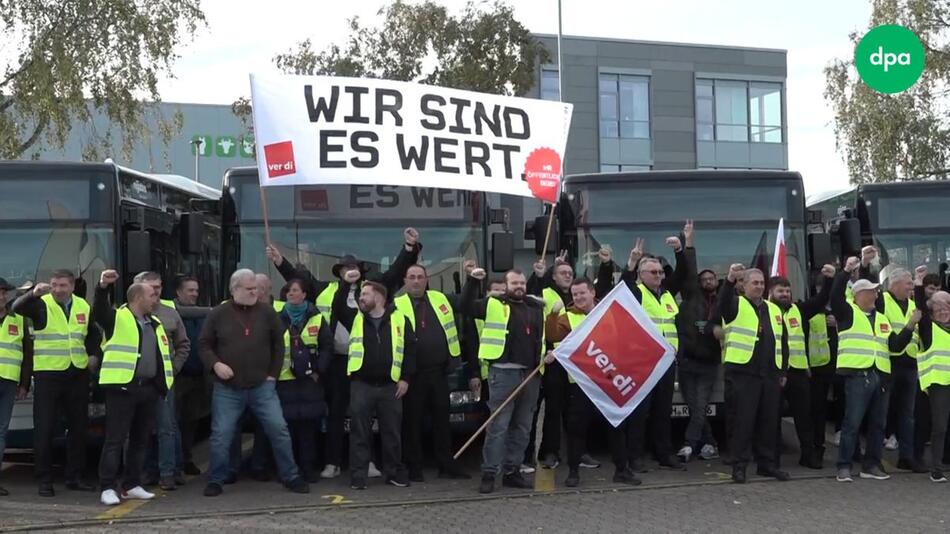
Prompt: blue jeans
<box><xmin>208</xmin><ymin>381</ymin><xmax>299</xmax><ymax>485</ymax></box>
<box><xmin>0</xmin><ymin>379</ymin><xmax>16</xmax><ymax>467</ymax></box>
<box><xmin>481</xmin><ymin>366</ymin><xmax>540</xmax><ymax>476</ymax></box>
<box><xmin>837</xmin><ymin>370</ymin><xmax>889</xmax><ymax>470</ymax></box>
<box><xmin>889</xmin><ymin>364</ymin><xmax>917</xmax><ymax>460</ymax></box>
<box><xmin>157</xmin><ymin>386</ymin><xmax>182</xmax><ymax>477</ymax></box>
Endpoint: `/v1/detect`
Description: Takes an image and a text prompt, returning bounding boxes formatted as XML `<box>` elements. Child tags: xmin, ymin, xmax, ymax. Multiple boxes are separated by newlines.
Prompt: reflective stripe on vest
<box><xmin>34</xmin><ymin>294</ymin><xmax>90</xmax><ymax>371</ymax></box>
<box><xmin>883</xmin><ymin>292</ymin><xmax>919</xmax><ymax>358</ymax></box>
<box><xmin>99</xmin><ymin>307</ymin><xmax>174</xmax><ymax>389</ymax></box>
<box><xmin>918</xmin><ymin>325</ymin><xmax>950</xmax><ymax>391</ymax></box>
<box><xmin>638</xmin><ymin>283</ymin><xmax>679</xmax><ymax>350</ymax></box>
<box><xmin>280</xmin><ymin>313</ymin><xmax>323</xmax><ymax>381</ymax></box>
<box><xmin>0</xmin><ymin>314</ymin><xmax>25</xmax><ymax>382</ymax></box>
<box><xmin>783</xmin><ymin>304</ymin><xmax>809</xmax><ymax>370</ymax></box>
<box><xmin>836</xmin><ymin>303</ymin><xmax>891</xmax><ymax>374</ymax></box>
<box><xmin>808</xmin><ymin>313</ymin><xmax>832</xmax><ymax>368</ymax></box>
<box><xmin>316</xmin><ymin>283</ymin><xmax>338</xmax><ymax>322</ymax></box>
<box><xmin>542</xmin><ymin>287</ymin><xmax>564</xmax><ymax>320</ymax></box>
<box><xmin>394</xmin><ymin>291</ymin><xmax>460</xmax><ymax>357</ymax></box>
<box><xmin>477</xmin><ymin>298</ymin><xmax>544</xmax><ymax>362</ymax></box>
<box><xmin>347</xmin><ymin>311</ymin><xmax>406</xmax><ymax>382</ymax></box>
<box><xmin>723</xmin><ymin>297</ymin><xmax>783</xmax><ymax>368</ymax></box>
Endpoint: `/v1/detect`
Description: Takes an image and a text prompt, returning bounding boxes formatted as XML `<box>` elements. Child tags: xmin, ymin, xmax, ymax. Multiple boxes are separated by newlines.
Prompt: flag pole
<box><xmin>453</xmin><ymin>362</ymin><xmax>543</xmax><ymax>460</ymax></box>
<box><xmin>259</xmin><ymin>184</ymin><xmax>272</xmax><ymax>245</ymax></box>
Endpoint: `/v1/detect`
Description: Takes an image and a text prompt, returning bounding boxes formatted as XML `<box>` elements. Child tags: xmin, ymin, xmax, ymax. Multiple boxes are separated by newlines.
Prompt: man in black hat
<box><xmin>264</xmin><ymin>228</ymin><xmax>421</xmax><ymax>478</ymax></box>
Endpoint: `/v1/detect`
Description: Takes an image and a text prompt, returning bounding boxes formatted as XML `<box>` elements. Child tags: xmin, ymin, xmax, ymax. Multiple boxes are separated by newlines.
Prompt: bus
<box><xmin>554</xmin><ymin>169</ymin><xmax>810</xmax><ymax>418</ymax></box>
<box><xmin>219</xmin><ymin>166</ymin><xmax>514</xmax><ymax>431</ymax></box>
<box><xmin>0</xmin><ymin>160</ymin><xmax>223</xmax><ymax>449</ymax></box>
<box><xmin>808</xmin><ymin>181</ymin><xmax>950</xmax><ymax>281</ymax></box>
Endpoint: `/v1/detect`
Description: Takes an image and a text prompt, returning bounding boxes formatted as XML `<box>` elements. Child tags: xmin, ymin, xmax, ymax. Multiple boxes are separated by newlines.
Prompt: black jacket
<box><xmin>674</xmin><ymin>248</ymin><xmax>722</xmax><ymax>365</ymax></box>
<box><xmin>717</xmin><ymin>279</ymin><xmax>789</xmax><ymax>378</ymax></box>
<box><xmin>277</xmin><ymin>303</ymin><xmax>332</xmax><ymax>420</ymax></box>
<box><xmin>352</xmin><ymin>306</ymin><xmax>417</xmax><ymax>385</ymax></box>
<box><xmin>461</xmin><ymin>276</ymin><xmax>544</xmax><ymax>369</ymax></box>
<box><xmin>12</xmin><ymin>291</ymin><xmax>102</xmax><ymax>383</ymax></box>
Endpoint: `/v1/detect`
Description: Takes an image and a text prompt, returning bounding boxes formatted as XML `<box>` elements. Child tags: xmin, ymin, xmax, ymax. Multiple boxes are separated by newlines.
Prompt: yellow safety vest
<box><xmin>723</xmin><ymin>297</ymin><xmax>783</xmax><ymax>368</ymax></box>
<box><xmin>347</xmin><ymin>311</ymin><xmax>406</xmax><ymax>382</ymax></box>
<box><xmin>161</xmin><ymin>299</ymin><xmax>176</xmax><ymax>310</ymax></box>
<box><xmin>782</xmin><ymin>304</ymin><xmax>809</xmax><ymax>370</ymax></box>
<box><xmin>33</xmin><ymin>294</ymin><xmax>90</xmax><ymax>371</ymax></box>
<box><xmin>541</xmin><ymin>309</ymin><xmax>587</xmax><ymax>382</ymax></box>
<box><xmin>100</xmin><ymin>307</ymin><xmax>174</xmax><ymax>389</ymax></box>
<box><xmin>542</xmin><ymin>287</ymin><xmax>565</xmax><ymax>319</ymax></box>
<box><xmin>475</xmin><ymin>317</ymin><xmax>489</xmax><ymax>380</ymax></box>
<box><xmin>316</xmin><ymin>283</ymin><xmax>338</xmax><ymax>322</ymax></box>
<box><xmin>477</xmin><ymin>298</ymin><xmax>545</xmax><ymax>362</ymax></box>
<box><xmin>836</xmin><ymin>303</ymin><xmax>891</xmax><ymax>374</ymax></box>
<box><xmin>279</xmin><ymin>313</ymin><xmax>323</xmax><ymax>381</ymax></box>
<box><xmin>808</xmin><ymin>313</ymin><xmax>832</xmax><ymax>368</ymax></box>
<box><xmin>394</xmin><ymin>291</ymin><xmax>460</xmax><ymax>357</ymax></box>
<box><xmin>0</xmin><ymin>314</ymin><xmax>25</xmax><ymax>382</ymax></box>
<box><xmin>883</xmin><ymin>292</ymin><xmax>919</xmax><ymax>358</ymax></box>
<box><xmin>638</xmin><ymin>283</ymin><xmax>679</xmax><ymax>350</ymax></box>
<box><xmin>918</xmin><ymin>324</ymin><xmax>950</xmax><ymax>391</ymax></box>
<box><xmin>273</xmin><ymin>300</ymin><xmax>285</xmax><ymax>313</ymax></box>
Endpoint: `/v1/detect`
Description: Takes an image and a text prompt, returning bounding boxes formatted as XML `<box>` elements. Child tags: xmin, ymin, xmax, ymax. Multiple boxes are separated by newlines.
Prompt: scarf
<box><xmin>285</xmin><ymin>301</ymin><xmax>309</xmax><ymax>327</ymax></box>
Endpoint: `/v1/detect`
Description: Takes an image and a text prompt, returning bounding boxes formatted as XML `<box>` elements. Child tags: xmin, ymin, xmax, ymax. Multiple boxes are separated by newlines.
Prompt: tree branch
<box><xmin>14</xmin><ymin>113</ymin><xmax>48</xmax><ymax>157</ymax></box>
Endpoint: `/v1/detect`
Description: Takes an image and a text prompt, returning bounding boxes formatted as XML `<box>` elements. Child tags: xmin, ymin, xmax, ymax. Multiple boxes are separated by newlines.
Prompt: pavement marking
<box><xmin>534</xmin><ymin>466</ymin><xmax>556</xmax><ymax>492</ymax></box>
<box><xmin>95</xmin><ymin>496</ymin><xmax>160</xmax><ymax>521</ymax></box>
<box><xmin>321</xmin><ymin>494</ymin><xmax>354</xmax><ymax>505</ymax></box>
<box><xmin>703</xmin><ymin>471</ymin><xmax>732</xmax><ymax>481</ymax></box>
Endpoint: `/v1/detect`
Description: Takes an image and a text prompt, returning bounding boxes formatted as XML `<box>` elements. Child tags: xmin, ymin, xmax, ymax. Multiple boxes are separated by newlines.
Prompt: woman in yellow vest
<box><xmin>0</xmin><ymin>278</ymin><xmax>27</xmax><ymax>497</ymax></box>
<box><xmin>911</xmin><ymin>267</ymin><xmax>950</xmax><ymax>482</ymax></box>
<box><xmin>274</xmin><ymin>279</ymin><xmax>331</xmax><ymax>484</ymax></box>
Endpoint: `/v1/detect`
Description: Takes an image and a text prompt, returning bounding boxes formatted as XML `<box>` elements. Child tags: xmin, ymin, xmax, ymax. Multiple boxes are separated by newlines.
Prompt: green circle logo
<box><xmin>855</xmin><ymin>25</ymin><xmax>925</xmax><ymax>94</ymax></box>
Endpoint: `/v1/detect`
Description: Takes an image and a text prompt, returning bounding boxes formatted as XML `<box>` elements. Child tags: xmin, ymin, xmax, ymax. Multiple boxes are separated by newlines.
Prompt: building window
<box><xmin>600</xmin><ymin>164</ymin><xmax>651</xmax><ymax>173</ymax></box>
<box><xmin>541</xmin><ymin>68</ymin><xmax>560</xmax><ymax>101</ymax></box>
<box><xmin>696</xmin><ymin>79</ymin><xmax>783</xmax><ymax>143</ymax></box>
<box><xmin>599</xmin><ymin>74</ymin><xmax>650</xmax><ymax>139</ymax></box>
<box><xmin>750</xmin><ymin>82</ymin><xmax>783</xmax><ymax>143</ymax></box>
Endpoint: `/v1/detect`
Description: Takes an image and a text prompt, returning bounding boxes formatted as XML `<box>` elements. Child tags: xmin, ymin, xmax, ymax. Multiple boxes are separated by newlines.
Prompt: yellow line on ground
<box><xmin>95</xmin><ymin>496</ymin><xmax>159</xmax><ymax>521</ymax></box>
<box><xmin>534</xmin><ymin>467</ymin><xmax>555</xmax><ymax>492</ymax></box>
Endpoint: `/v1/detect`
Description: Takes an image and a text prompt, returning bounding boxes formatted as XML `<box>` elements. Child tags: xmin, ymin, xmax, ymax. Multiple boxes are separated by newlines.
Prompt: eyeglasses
<box><xmin>641</xmin><ymin>270</ymin><xmax>664</xmax><ymax>276</ymax></box>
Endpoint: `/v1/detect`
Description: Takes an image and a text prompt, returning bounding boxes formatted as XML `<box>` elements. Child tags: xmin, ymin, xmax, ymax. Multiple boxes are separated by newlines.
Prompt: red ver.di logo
<box><xmin>568</xmin><ymin>301</ymin><xmax>666</xmax><ymax>407</ymax></box>
<box><xmin>264</xmin><ymin>141</ymin><xmax>297</xmax><ymax>178</ymax></box>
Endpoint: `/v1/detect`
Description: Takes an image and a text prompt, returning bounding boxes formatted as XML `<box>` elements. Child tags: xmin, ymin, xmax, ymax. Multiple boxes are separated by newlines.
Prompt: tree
<box><xmin>233</xmin><ymin>0</ymin><xmax>548</xmax><ymax>132</ymax></box>
<box><xmin>0</xmin><ymin>0</ymin><xmax>206</xmax><ymax>161</ymax></box>
<box><xmin>825</xmin><ymin>0</ymin><xmax>950</xmax><ymax>184</ymax></box>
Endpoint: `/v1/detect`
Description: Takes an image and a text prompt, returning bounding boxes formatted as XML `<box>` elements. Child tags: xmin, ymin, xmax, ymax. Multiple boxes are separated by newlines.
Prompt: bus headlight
<box><xmin>450</xmin><ymin>391</ymin><xmax>478</xmax><ymax>406</ymax></box>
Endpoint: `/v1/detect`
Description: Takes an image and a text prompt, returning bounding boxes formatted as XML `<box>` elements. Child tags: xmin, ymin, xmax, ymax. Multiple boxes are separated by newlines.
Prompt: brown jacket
<box><xmin>199</xmin><ymin>301</ymin><xmax>284</xmax><ymax>389</ymax></box>
<box><xmin>545</xmin><ymin>305</ymin><xmax>590</xmax><ymax>345</ymax></box>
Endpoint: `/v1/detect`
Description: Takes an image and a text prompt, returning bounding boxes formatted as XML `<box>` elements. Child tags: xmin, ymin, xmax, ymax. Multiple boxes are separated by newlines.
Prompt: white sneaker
<box><xmin>677</xmin><ymin>445</ymin><xmax>693</xmax><ymax>462</ymax></box>
<box><xmin>367</xmin><ymin>461</ymin><xmax>382</xmax><ymax>478</ymax></box>
<box><xmin>884</xmin><ymin>434</ymin><xmax>898</xmax><ymax>451</ymax></box>
<box><xmin>121</xmin><ymin>486</ymin><xmax>154</xmax><ymax>500</ymax></box>
<box><xmin>519</xmin><ymin>463</ymin><xmax>536</xmax><ymax>474</ymax></box>
<box><xmin>833</xmin><ymin>431</ymin><xmax>841</xmax><ymax>446</ymax></box>
<box><xmin>100</xmin><ymin>489</ymin><xmax>120</xmax><ymax>506</ymax></box>
<box><xmin>321</xmin><ymin>464</ymin><xmax>341</xmax><ymax>479</ymax></box>
<box><xmin>700</xmin><ymin>444</ymin><xmax>720</xmax><ymax>460</ymax></box>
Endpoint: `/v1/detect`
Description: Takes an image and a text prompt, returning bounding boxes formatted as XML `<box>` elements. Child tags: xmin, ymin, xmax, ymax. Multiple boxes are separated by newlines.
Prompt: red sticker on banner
<box><xmin>523</xmin><ymin>147</ymin><xmax>562</xmax><ymax>203</ymax></box>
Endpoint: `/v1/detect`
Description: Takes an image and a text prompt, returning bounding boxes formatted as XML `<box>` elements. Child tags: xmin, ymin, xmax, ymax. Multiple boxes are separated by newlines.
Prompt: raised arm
<box><xmin>11</xmin><ymin>287</ymin><xmax>47</xmax><ymax>328</ymax></box>
<box><xmin>717</xmin><ymin>264</ymin><xmax>744</xmax><ymax>324</ymax></box>
<box><xmin>381</xmin><ymin>228</ymin><xmax>422</xmax><ymax>297</ymax></box>
<box><xmin>93</xmin><ymin>270</ymin><xmax>120</xmax><ymax>339</ymax></box>
<box><xmin>798</xmin><ymin>265</ymin><xmax>835</xmax><ymax>320</ymax></box>
<box><xmin>265</xmin><ymin>244</ymin><xmax>328</xmax><ymax>298</ymax></box>
<box><xmin>461</xmin><ymin>268</ymin><xmax>489</xmax><ymax>320</ymax></box>
<box><xmin>831</xmin><ymin>257</ymin><xmax>860</xmax><ymax>330</ymax></box>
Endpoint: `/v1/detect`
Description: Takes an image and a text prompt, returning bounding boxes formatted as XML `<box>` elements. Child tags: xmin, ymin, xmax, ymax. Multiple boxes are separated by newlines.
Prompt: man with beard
<box><xmin>767</xmin><ymin>264</ymin><xmax>835</xmax><ymax>469</ymax></box>
<box><xmin>462</xmin><ymin>267</ymin><xmax>544</xmax><ymax>494</ymax></box>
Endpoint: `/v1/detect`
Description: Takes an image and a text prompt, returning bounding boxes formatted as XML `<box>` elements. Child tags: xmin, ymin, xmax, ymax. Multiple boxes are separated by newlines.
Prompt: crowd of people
<box><xmin>0</xmin><ymin>224</ymin><xmax>949</xmax><ymax>506</ymax></box>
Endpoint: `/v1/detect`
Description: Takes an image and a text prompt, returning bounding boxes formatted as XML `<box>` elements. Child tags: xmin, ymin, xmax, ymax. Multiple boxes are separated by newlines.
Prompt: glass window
<box><xmin>599</xmin><ymin>164</ymin><xmax>651</xmax><ymax>173</ymax></box>
<box><xmin>750</xmin><ymin>82</ymin><xmax>783</xmax><ymax>143</ymax></box>
<box><xmin>0</xmin><ymin>175</ymin><xmax>113</xmax><ymax>222</ymax></box>
<box><xmin>541</xmin><ymin>68</ymin><xmax>560</xmax><ymax>101</ymax></box>
<box><xmin>0</xmin><ymin>226</ymin><xmax>114</xmax><ymax>293</ymax></box>
<box><xmin>714</xmin><ymin>81</ymin><xmax>749</xmax><ymax>142</ymax></box>
<box><xmin>696</xmin><ymin>79</ymin><xmax>715</xmax><ymax>141</ymax></box>
<box><xmin>599</xmin><ymin>73</ymin><xmax>649</xmax><ymax>140</ymax></box>
<box><xmin>875</xmin><ymin>196</ymin><xmax>950</xmax><ymax>229</ymax></box>
<box><xmin>120</xmin><ymin>173</ymin><xmax>161</xmax><ymax>206</ymax></box>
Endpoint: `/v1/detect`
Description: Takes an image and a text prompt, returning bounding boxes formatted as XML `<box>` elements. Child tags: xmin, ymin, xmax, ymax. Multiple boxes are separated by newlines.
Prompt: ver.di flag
<box><xmin>249</xmin><ymin>73</ymin><xmax>574</xmax><ymax>203</ymax></box>
<box><xmin>552</xmin><ymin>283</ymin><xmax>675</xmax><ymax>427</ymax></box>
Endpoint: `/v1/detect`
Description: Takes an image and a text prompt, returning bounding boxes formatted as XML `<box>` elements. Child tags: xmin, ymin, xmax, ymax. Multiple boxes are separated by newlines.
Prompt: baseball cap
<box><xmin>851</xmin><ymin>279</ymin><xmax>880</xmax><ymax>294</ymax></box>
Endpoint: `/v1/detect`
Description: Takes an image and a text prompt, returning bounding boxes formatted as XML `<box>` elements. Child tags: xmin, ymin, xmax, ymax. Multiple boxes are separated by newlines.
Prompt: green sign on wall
<box><xmin>191</xmin><ymin>134</ymin><xmax>254</xmax><ymax>158</ymax></box>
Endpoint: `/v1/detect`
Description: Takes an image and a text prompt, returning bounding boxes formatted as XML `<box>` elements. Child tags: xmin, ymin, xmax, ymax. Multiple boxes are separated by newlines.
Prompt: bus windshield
<box><xmin>226</xmin><ymin>176</ymin><xmax>486</xmax><ymax>296</ymax></box>
<box><xmin>862</xmin><ymin>188</ymin><xmax>950</xmax><ymax>271</ymax></box>
<box><xmin>565</xmin><ymin>174</ymin><xmax>807</xmax><ymax>297</ymax></box>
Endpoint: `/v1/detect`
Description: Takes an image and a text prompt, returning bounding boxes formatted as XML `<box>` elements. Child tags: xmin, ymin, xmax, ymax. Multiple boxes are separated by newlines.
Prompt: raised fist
<box><xmin>916</xmin><ymin>265</ymin><xmax>928</xmax><ymax>281</ymax></box>
<box><xmin>665</xmin><ymin>236</ymin><xmax>682</xmax><ymax>252</ymax></box>
<box><xmin>727</xmin><ymin>263</ymin><xmax>744</xmax><ymax>283</ymax></box>
<box><xmin>99</xmin><ymin>269</ymin><xmax>119</xmax><ymax>288</ymax></box>
<box><xmin>470</xmin><ymin>268</ymin><xmax>487</xmax><ymax>281</ymax></box>
<box><xmin>32</xmin><ymin>283</ymin><xmax>51</xmax><ymax>297</ymax></box>
<box><xmin>844</xmin><ymin>256</ymin><xmax>861</xmax><ymax>273</ymax></box>
<box><xmin>463</xmin><ymin>259</ymin><xmax>477</xmax><ymax>276</ymax></box>
<box><xmin>861</xmin><ymin>246</ymin><xmax>877</xmax><ymax>266</ymax></box>
<box><xmin>821</xmin><ymin>264</ymin><xmax>836</xmax><ymax>278</ymax></box>
<box><xmin>404</xmin><ymin>227</ymin><xmax>419</xmax><ymax>246</ymax></box>
<box><xmin>533</xmin><ymin>259</ymin><xmax>546</xmax><ymax>278</ymax></box>
<box><xmin>598</xmin><ymin>246</ymin><xmax>612</xmax><ymax>264</ymax></box>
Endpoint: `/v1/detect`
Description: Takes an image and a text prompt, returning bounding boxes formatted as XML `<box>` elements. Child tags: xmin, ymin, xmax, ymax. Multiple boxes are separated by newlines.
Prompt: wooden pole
<box><xmin>453</xmin><ymin>362</ymin><xmax>543</xmax><ymax>460</ymax></box>
<box><xmin>259</xmin><ymin>184</ymin><xmax>271</xmax><ymax>245</ymax></box>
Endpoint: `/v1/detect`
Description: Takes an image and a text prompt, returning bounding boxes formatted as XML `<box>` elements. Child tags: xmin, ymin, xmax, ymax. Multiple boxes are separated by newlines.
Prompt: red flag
<box><xmin>771</xmin><ymin>218</ymin><xmax>787</xmax><ymax>277</ymax></box>
<box><xmin>750</xmin><ymin>231</ymin><xmax>770</xmax><ymax>275</ymax></box>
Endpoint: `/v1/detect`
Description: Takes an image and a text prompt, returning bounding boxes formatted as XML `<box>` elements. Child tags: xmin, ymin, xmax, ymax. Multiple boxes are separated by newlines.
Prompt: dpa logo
<box><xmin>855</xmin><ymin>25</ymin><xmax>925</xmax><ymax>94</ymax></box>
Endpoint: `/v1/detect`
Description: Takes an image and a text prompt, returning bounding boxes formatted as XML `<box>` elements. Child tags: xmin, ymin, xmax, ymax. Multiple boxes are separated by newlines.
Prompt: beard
<box><xmin>508</xmin><ymin>288</ymin><xmax>525</xmax><ymax>301</ymax></box>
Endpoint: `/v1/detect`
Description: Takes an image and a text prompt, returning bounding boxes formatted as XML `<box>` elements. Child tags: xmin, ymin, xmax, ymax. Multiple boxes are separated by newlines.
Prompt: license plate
<box><xmin>671</xmin><ymin>404</ymin><xmax>717</xmax><ymax>418</ymax></box>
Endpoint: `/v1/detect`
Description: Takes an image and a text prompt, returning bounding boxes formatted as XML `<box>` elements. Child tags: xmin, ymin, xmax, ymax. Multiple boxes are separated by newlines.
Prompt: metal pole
<box><xmin>192</xmin><ymin>139</ymin><xmax>201</xmax><ymax>183</ymax></box>
<box><xmin>557</xmin><ymin>0</ymin><xmax>564</xmax><ymax>102</ymax></box>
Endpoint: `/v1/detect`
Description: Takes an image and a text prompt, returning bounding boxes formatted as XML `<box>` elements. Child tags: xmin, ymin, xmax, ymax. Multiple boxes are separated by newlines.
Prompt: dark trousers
<box><xmin>524</xmin><ymin>394</ymin><xmax>541</xmax><ymax>465</ymax></box>
<box><xmin>608</xmin><ymin>413</ymin><xmax>637</xmax><ymax>471</ymax></box>
<box><xmin>565</xmin><ymin>383</ymin><xmax>595</xmax><ymax>469</ymax></box>
<box><xmin>325</xmin><ymin>355</ymin><xmax>350</xmax><ymax>467</ymax></box>
<box><xmin>809</xmin><ymin>369</ymin><xmax>833</xmax><ymax>451</ymax></box>
<box><xmin>726</xmin><ymin>371</ymin><xmax>780</xmax><ymax>470</ymax></box>
<box><xmin>349</xmin><ymin>380</ymin><xmax>403</xmax><ymax>479</ymax></box>
<box><xmin>288</xmin><ymin>419</ymin><xmax>318</xmax><ymax>477</ymax></box>
<box><xmin>98</xmin><ymin>382</ymin><xmax>159</xmax><ymax>491</ymax></box>
<box><xmin>782</xmin><ymin>369</ymin><xmax>815</xmax><ymax>462</ymax></box>
<box><xmin>630</xmin><ymin>365</ymin><xmax>675</xmax><ymax>462</ymax></box>
<box><xmin>927</xmin><ymin>385</ymin><xmax>950</xmax><ymax>471</ymax></box>
<box><xmin>33</xmin><ymin>369</ymin><xmax>89</xmax><ymax>485</ymax></box>
<box><xmin>679</xmin><ymin>363</ymin><xmax>718</xmax><ymax>449</ymax></box>
<box><xmin>538</xmin><ymin>361</ymin><xmax>569</xmax><ymax>460</ymax></box>
<box><xmin>175</xmin><ymin>373</ymin><xmax>208</xmax><ymax>464</ymax></box>
<box><xmin>403</xmin><ymin>367</ymin><xmax>452</xmax><ymax>471</ymax></box>
<box><xmin>886</xmin><ymin>364</ymin><xmax>918</xmax><ymax>460</ymax></box>
<box><xmin>913</xmin><ymin>388</ymin><xmax>930</xmax><ymax>462</ymax></box>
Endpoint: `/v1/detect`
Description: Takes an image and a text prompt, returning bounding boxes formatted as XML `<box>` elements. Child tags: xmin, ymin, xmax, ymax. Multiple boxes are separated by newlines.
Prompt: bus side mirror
<box><xmin>838</xmin><ymin>218</ymin><xmax>862</xmax><ymax>257</ymax></box>
<box><xmin>808</xmin><ymin>233</ymin><xmax>833</xmax><ymax>268</ymax></box>
<box><xmin>181</xmin><ymin>213</ymin><xmax>205</xmax><ymax>255</ymax></box>
<box><xmin>528</xmin><ymin>215</ymin><xmax>556</xmax><ymax>256</ymax></box>
<box><xmin>126</xmin><ymin>230</ymin><xmax>152</xmax><ymax>274</ymax></box>
<box><xmin>491</xmin><ymin>232</ymin><xmax>514</xmax><ymax>272</ymax></box>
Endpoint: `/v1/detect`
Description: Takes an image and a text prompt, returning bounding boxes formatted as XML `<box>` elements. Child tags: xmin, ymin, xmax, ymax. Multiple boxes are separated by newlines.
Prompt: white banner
<box><xmin>249</xmin><ymin>74</ymin><xmax>573</xmax><ymax>203</ymax></box>
<box><xmin>553</xmin><ymin>283</ymin><xmax>676</xmax><ymax>427</ymax></box>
